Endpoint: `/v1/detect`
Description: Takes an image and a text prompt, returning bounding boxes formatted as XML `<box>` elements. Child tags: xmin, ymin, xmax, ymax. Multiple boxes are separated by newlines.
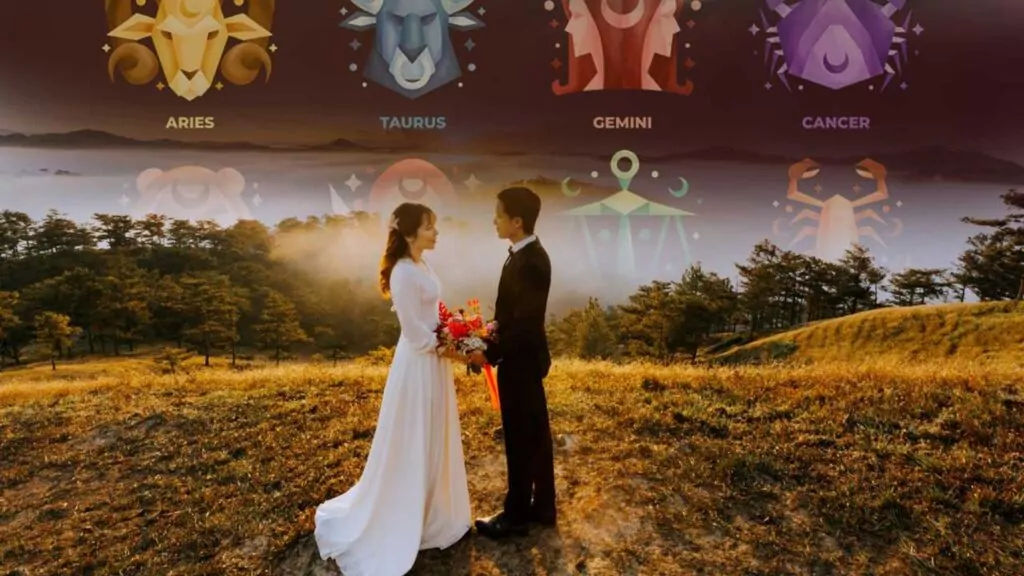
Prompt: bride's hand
<box><xmin>439</xmin><ymin>348</ymin><xmax>466</xmax><ymax>362</ymax></box>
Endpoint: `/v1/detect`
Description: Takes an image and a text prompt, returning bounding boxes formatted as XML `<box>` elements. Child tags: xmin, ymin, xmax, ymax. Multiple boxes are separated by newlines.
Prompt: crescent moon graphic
<box><xmin>561</xmin><ymin>177</ymin><xmax>581</xmax><ymax>197</ymax></box>
<box><xmin>601</xmin><ymin>0</ymin><xmax>645</xmax><ymax>29</ymax></box>
<box><xmin>888</xmin><ymin>217</ymin><xmax>904</xmax><ymax>237</ymax></box>
<box><xmin>668</xmin><ymin>177</ymin><xmax>689</xmax><ymax>198</ymax></box>
<box><xmin>772</xmin><ymin>218</ymin><xmax>788</xmax><ymax>237</ymax></box>
<box><xmin>823</xmin><ymin>52</ymin><xmax>850</xmax><ymax>74</ymax></box>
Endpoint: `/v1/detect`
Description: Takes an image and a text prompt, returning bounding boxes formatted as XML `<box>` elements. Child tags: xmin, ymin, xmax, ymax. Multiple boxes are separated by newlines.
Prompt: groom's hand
<box><xmin>468</xmin><ymin>350</ymin><xmax>486</xmax><ymax>366</ymax></box>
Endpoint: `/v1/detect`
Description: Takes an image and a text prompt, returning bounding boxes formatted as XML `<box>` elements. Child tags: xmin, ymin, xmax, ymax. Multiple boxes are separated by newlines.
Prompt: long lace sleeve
<box><xmin>390</xmin><ymin>264</ymin><xmax>440</xmax><ymax>354</ymax></box>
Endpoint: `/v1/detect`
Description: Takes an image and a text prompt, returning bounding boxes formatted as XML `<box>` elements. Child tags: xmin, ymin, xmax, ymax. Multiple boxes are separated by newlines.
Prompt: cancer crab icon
<box><xmin>751</xmin><ymin>0</ymin><xmax>922</xmax><ymax>91</ymax></box>
<box><xmin>772</xmin><ymin>158</ymin><xmax>904</xmax><ymax>262</ymax></box>
<box><xmin>558</xmin><ymin>150</ymin><xmax>697</xmax><ymax>282</ymax></box>
<box><xmin>340</xmin><ymin>0</ymin><xmax>485</xmax><ymax>98</ymax></box>
<box><xmin>547</xmin><ymin>0</ymin><xmax>704</xmax><ymax>95</ymax></box>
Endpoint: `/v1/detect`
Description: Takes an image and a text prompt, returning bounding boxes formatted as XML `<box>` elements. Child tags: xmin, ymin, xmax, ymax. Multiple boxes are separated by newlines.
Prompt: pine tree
<box><xmin>150</xmin><ymin>275</ymin><xmax>188</xmax><ymax>347</ymax></box>
<box><xmin>837</xmin><ymin>244</ymin><xmax>887</xmax><ymax>313</ymax></box>
<box><xmin>618</xmin><ymin>281</ymin><xmax>675</xmax><ymax>359</ymax></box>
<box><xmin>33</xmin><ymin>312</ymin><xmax>81</xmax><ymax>370</ymax></box>
<box><xmin>958</xmin><ymin>189</ymin><xmax>1024</xmax><ymax>300</ymax></box>
<box><xmin>0</xmin><ymin>291</ymin><xmax>21</xmax><ymax>370</ymax></box>
<box><xmin>180</xmin><ymin>272</ymin><xmax>241</xmax><ymax>366</ymax></box>
<box><xmin>736</xmin><ymin>240</ymin><xmax>786</xmax><ymax>331</ymax></box>
<box><xmin>887</xmin><ymin>268</ymin><xmax>949</xmax><ymax>306</ymax></box>
<box><xmin>102</xmin><ymin>257</ymin><xmax>153</xmax><ymax>354</ymax></box>
<box><xmin>254</xmin><ymin>289</ymin><xmax>311</xmax><ymax>365</ymax></box>
<box><xmin>576</xmin><ymin>298</ymin><xmax>616</xmax><ymax>359</ymax></box>
<box><xmin>313</xmin><ymin>326</ymin><xmax>347</xmax><ymax>366</ymax></box>
<box><xmin>154</xmin><ymin>346</ymin><xmax>193</xmax><ymax>375</ymax></box>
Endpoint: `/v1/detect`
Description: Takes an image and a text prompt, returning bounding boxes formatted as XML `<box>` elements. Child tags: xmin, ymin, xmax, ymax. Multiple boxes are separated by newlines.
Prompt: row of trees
<box><xmin>0</xmin><ymin>189</ymin><xmax>1019</xmax><ymax>368</ymax></box>
<box><xmin>0</xmin><ymin>211</ymin><xmax>396</xmax><ymax>369</ymax></box>
<box><xmin>547</xmin><ymin>190</ymin><xmax>1024</xmax><ymax>361</ymax></box>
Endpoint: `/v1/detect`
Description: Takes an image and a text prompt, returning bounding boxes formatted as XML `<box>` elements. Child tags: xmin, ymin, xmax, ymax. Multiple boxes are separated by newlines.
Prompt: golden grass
<box><xmin>715</xmin><ymin>301</ymin><xmax>1024</xmax><ymax>364</ymax></box>
<box><xmin>1</xmin><ymin>356</ymin><xmax>1023</xmax><ymax>575</ymax></box>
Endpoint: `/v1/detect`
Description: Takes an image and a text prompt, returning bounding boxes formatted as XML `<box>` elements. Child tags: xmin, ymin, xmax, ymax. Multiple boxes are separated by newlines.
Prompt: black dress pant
<box><xmin>496</xmin><ymin>362</ymin><xmax>556</xmax><ymax>523</ymax></box>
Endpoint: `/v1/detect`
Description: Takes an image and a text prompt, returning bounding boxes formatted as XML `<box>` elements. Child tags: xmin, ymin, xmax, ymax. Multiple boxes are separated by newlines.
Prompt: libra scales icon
<box><xmin>561</xmin><ymin>150</ymin><xmax>697</xmax><ymax>282</ymax></box>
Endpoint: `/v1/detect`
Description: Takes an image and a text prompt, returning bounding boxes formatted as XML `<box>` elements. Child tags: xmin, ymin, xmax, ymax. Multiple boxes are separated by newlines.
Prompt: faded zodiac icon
<box><xmin>331</xmin><ymin>159</ymin><xmax>459</xmax><ymax>228</ymax></box>
<box><xmin>773</xmin><ymin>158</ymin><xmax>903</xmax><ymax>261</ymax></box>
<box><xmin>558</xmin><ymin>150</ymin><xmax>696</xmax><ymax>282</ymax></box>
<box><xmin>133</xmin><ymin>166</ymin><xmax>252</xmax><ymax>226</ymax></box>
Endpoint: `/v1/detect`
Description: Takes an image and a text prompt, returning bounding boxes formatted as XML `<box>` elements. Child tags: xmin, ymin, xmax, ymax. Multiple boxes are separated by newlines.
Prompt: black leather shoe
<box><xmin>527</xmin><ymin>507</ymin><xmax>557</xmax><ymax>526</ymax></box>
<box><xmin>475</xmin><ymin>512</ymin><xmax>529</xmax><ymax>539</ymax></box>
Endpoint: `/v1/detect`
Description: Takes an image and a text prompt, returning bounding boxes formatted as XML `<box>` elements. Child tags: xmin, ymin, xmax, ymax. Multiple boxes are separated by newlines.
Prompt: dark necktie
<box><xmin>504</xmin><ymin>246</ymin><xmax>514</xmax><ymax>267</ymax></box>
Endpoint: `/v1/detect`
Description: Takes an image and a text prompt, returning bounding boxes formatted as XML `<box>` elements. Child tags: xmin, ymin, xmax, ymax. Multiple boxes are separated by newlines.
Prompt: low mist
<box><xmin>268</xmin><ymin>211</ymin><xmax>639</xmax><ymax>316</ymax></box>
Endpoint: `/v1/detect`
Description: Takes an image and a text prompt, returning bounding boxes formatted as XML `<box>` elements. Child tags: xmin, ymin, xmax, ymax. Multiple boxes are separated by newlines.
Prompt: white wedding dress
<box><xmin>314</xmin><ymin>257</ymin><xmax>472</xmax><ymax>575</ymax></box>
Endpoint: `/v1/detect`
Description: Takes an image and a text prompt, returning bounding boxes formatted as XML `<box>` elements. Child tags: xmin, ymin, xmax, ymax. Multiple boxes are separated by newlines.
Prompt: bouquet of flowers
<box><xmin>436</xmin><ymin>299</ymin><xmax>500</xmax><ymax>410</ymax></box>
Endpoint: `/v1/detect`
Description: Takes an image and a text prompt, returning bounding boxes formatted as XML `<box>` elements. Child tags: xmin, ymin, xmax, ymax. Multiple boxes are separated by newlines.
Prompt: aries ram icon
<box><xmin>105</xmin><ymin>0</ymin><xmax>274</xmax><ymax>101</ymax></box>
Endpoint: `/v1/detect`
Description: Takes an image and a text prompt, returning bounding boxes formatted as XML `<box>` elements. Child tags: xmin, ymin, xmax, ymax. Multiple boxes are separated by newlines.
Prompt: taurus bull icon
<box><xmin>105</xmin><ymin>0</ymin><xmax>274</xmax><ymax>101</ymax></box>
<box><xmin>341</xmin><ymin>0</ymin><xmax>484</xmax><ymax>98</ymax></box>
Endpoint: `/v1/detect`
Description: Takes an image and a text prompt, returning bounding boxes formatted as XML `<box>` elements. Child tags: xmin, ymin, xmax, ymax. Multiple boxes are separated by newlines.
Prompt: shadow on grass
<box><xmin>414</xmin><ymin>526</ymin><xmax>568</xmax><ymax>575</ymax></box>
<box><xmin>276</xmin><ymin>527</ymin><xmax>568</xmax><ymax>575</ymax></box>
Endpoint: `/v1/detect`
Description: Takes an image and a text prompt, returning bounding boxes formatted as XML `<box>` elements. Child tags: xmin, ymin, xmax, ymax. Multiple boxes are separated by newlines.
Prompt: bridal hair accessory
<box><xmin>388</xmin><ymin>214</ymin><xmax>400</xmax><ymax>231</ymax></box>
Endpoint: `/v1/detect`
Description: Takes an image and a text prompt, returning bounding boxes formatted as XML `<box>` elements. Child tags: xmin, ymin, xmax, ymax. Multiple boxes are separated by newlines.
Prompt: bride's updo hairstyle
<box><xmin>379</xmin><ymin>202</ymin><xmax>436</xmax><ymax>297</ymax></box>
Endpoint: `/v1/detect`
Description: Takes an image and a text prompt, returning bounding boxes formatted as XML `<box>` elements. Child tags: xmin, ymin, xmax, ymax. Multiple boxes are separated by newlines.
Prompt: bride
<box><xmin>315</xmin><ymin>202</ymin><xmax>472</xmax><ymax>575</ymax></box>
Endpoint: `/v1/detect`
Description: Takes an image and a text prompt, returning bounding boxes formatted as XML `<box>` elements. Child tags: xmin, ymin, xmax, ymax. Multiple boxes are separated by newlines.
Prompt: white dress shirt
<box><xmin>510</xmin><ymin>234</ymin><xmax>537</xmax><ymax>253</ymax></box>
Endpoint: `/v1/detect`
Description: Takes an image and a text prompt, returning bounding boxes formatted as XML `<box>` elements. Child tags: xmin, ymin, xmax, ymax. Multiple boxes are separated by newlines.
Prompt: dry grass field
<box><xmin>714</xmin><ymin>301</ymin><xmax>1024</xmax><ymax>365</ymax></box>
<box><xmin>2</xmin><ymin>303</ymin><xmax>1023</xmax><ymax>575</ymax></box>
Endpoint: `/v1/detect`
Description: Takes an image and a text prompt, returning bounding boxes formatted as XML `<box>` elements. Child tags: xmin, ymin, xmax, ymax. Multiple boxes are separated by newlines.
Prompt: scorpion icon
<box><xmin>773</xmin><ymin>158</ymin><xmax>903</xmax><ymax>261</ymax></box>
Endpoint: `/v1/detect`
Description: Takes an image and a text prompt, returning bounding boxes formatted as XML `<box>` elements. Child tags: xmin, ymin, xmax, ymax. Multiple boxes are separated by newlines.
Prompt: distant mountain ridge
<box><xmin>2</xmin><ymin>130</ymin><xmax>1022</xmax><ymax>184</ymax></box>
<box><xmin>0</xmin><ymin>129</ymin><xmax>368</xmax><ymax>152</ymax></box>
<box><xmin>645</xmin><ymin>146</ymin><xmax>1024</xmax><ymax>185</ymax></box>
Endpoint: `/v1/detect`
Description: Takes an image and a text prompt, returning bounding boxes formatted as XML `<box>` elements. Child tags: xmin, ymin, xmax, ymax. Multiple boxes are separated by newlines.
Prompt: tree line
<box><xmin>0</xmin><ymin>211</ymin><xmax>397</xmax><ymax>369</ymax></box>
<box><xmin>0</xmin><ymin>189</ymin><xmax>1019</xmax><ymax>369</ymax></box>
<box><xmin>547</xmin><ymin>190</ymin><xmax>1023</xmax><ymax>361</ymax></box>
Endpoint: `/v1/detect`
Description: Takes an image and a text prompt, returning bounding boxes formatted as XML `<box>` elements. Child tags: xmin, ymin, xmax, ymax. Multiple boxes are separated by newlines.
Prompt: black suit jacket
<box><xmin>484</xmin><ymin>239</ymin><xmax>552</xmax><ymax>377</ymax></box>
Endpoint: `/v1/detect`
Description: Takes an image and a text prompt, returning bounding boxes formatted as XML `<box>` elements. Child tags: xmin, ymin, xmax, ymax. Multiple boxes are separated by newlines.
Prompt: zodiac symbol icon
<box><xmin>773</xmin><ymin>158</ymin><xmax>903</xmax><ymax>261</ymax></box>
<box><xmin>105</xmin><ymin>0</ymin><xmax>275</xmax><ymax>101</ymax></box>
<box><xmin>341</xmin><ymin>0</ymin><xmax>484</xmax><ymax>98</ymax></box>
<box><xmin>133</xmin><ymin>166</ymin><xmax>252</xmax><ymax>226</ymax></box>
<box><xmin>550</xmin><ymin>0</ymin><xmax>703</xmax><ymax>94</ymax></box>
<box><xmin>561</xmin><ymin>150</ymin><xmax>695</xmax><ymax>280</ymax></box>
<box><xmin>330</xmin><ymin>159</ymin><xmax>459</xmax><ymax>228</ymax></box>
<box><xmin>755</xmin><ymin>0</ymin><xmax>920</xmax><ymax>91</ymax></box>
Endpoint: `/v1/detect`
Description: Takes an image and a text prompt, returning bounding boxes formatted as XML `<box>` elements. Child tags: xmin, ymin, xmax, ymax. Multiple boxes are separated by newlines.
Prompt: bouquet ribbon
<box><xmin>483</xmin><ymin>364</ymin><xmax>500</xmax><ymax>411</ymax></box>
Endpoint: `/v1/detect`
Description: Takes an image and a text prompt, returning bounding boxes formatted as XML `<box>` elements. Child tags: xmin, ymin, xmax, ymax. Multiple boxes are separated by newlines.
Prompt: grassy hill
<box><xmin>1</xmin><ymin>349</ymin><xmax>1022</xmax><ymax>575</ymax></box>
<box><xmin>712</xmin><ymin>301</ymin><xmax>1024</xmax><ymax>365</ymax></box>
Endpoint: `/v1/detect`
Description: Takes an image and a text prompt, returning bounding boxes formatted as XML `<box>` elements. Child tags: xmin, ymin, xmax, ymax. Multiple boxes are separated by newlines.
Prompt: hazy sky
<box><xmin>0</xmin><ymin>0</ymin><xmax>1022</xmax><ymax>158</ymax></box>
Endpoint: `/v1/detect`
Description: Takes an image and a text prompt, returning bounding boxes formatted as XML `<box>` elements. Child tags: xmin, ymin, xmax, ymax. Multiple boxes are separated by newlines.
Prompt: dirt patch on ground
<box><xmin>273</xmin><ymin>535</ymin><xmax>340</xmax><ymax>576</ymax></box>
<box><xmin>0</xmin><ymin>477</ymin><xmax>55</xmax><ymax>530</ymax></box>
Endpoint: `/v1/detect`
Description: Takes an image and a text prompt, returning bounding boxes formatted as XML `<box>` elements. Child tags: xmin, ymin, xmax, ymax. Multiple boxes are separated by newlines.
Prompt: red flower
<box><xmin>438</xmin><ymin>301</ymin><xmax>453</xmax><ymax>322</ymax></box>
<box><xmin>436</xmin><ymin>298</ymin><xmax>493</xmax><ymax>353</ymax></box>
<box><xmin>447</xmin><ymin>320</ymin><xmax>471</xmax><ymax>339</ymax></box>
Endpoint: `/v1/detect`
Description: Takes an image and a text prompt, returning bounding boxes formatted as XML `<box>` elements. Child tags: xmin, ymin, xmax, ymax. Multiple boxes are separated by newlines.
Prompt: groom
<box><xmin>469</xmin><ymin>186</ymin><xmax>556</xmax><ymax>538</ymax></box>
